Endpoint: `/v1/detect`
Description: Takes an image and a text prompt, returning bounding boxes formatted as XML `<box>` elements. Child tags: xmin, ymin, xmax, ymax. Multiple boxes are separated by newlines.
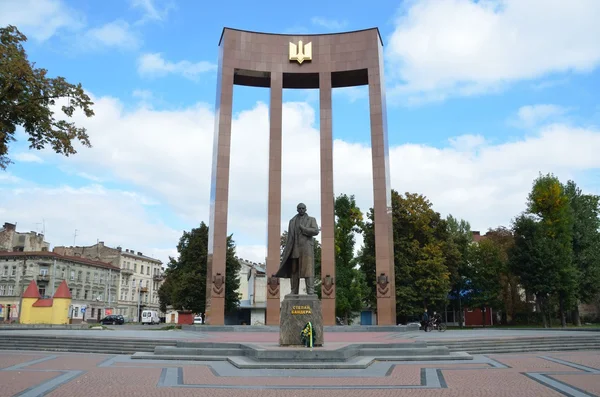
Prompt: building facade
<box><xmin>53</xmin><ymin>242</ymin><xmax>164</xmax><ymax>321</ymax></box>
<box><xmin>0</xmin><ymin>222</ymin><xmax>50</xmax><ymax>252</ymax></box>
<box><xmin>0</xmin><ymin>251</ymin><xmax>119</xmax><ymax>323</ymax></box>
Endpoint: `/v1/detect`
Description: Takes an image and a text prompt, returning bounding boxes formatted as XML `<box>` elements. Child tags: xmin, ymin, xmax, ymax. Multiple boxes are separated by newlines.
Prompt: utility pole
<box><xmin>73</xmin><ymin>229</ymin><xmax>78</xmax><ymax>247</ymax></box>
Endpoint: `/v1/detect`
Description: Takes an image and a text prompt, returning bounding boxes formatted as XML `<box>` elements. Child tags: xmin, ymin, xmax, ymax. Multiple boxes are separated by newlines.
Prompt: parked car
<box><xmin>99</xmin><ymin>315</ymin><xmax>125</xmax><ymax>325</ymax></box>
<box><xmin>193</xmin><ymin>315</ymin><xmax>203</xmax><ymax>324</ymax></box>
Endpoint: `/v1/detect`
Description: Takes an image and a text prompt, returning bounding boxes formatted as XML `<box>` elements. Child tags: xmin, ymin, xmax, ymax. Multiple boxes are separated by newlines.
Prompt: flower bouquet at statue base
<box><xmin>300</xmin><ymin>321</ymin><xmax>316</xmax><ymax>348</ymax></box>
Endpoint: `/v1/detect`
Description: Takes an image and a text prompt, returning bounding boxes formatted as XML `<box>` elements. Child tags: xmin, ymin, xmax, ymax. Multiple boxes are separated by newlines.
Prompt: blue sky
<box><xmin>1</xmin><ymin>0</ymin><xmax>600</xmax><ymax>264</ymax></box>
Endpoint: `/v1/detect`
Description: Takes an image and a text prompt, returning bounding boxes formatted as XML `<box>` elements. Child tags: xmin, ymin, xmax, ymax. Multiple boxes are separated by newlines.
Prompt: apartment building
<box><xmin>0</xmin><ymin>251</ymin><xmax>119</xmax><ymax>323</ymax></box>
<box><xmin>0</xmin><ymin>222</ymin><xmax>50</xmax><ymax>252</ymax></box>
<box><xmin>53</xmin><ymin>242</ymin><xmax>164</xmax><ymax>321</ymax></box>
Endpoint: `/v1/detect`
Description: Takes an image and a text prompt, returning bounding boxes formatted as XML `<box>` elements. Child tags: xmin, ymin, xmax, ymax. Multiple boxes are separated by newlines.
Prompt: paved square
<box><xmin>1</xmin><ymin>349</ymin><xmax>599</xmax><ymax>396</ymax></box>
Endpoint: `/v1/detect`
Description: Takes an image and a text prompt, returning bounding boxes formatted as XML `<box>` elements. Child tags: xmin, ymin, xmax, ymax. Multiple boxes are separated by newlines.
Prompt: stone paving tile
<box><xmin>0</xmin><ymin>353</ymin><xmax>47</xmax><ymax>369</ymax></box>
<box><xmin>27</xmin><ymin>354</ymin><xmax>109</xmax><ymax>370</ymax></box>
<box><xmin>486</xmin><ymin>356</ymin><xmax>578</xmax><ymax>371</ymax></box>
<box><xmin>547</xmin><ymin>352</ymin><xmax>600</xmax><ymax>369</ymax></box>
<box><xmin>45</xmin><ymin>367</ymin><xmax>164</xmax><ymax>397</ymax></box>
<box><xmin>441</xmin><ymin>369</ymin><xmax>565</xmax><ymax>397</ymax></box>
<box><xmin>183</xmin><ymin>365</ymin><xmax>422</xmax><ymax>386</ymax></box>
<box><xmin>551</xmin><ymin>373</ymin><xmax>600</xmax><ymax>396</ymax></box>
<box><xmin>0</xmin><ymin>370</ymin><xmax>61</xmax><ymax>396</ymax></box>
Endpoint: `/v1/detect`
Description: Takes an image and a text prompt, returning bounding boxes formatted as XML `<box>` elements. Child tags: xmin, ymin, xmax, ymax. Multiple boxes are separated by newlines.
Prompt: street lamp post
<box><xmin>136</xmin><ymin>280</ymin><xmax>142</xmax><ymax>322</ymax></box>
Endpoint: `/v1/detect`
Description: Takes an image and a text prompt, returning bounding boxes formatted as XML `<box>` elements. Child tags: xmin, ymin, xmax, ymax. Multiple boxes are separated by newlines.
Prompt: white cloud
<box><xmin>23</xmin><ymin>96</ymin><xmax>600</xmax><ymax>264</ymax></box>
<box><xmin>13</xmin><ymin>152</ymin><xmax>44</xmax><ymax>163</ymax></box>
<box><xmin>0</xmin><ymin>184</ymin><xmax>180</xmax><ymax>264</ymax></box>
<box><xmin>137</xmin><ymin>53</ymin><xmax>216</xmax><ymax>81</ymax></box>
<box><xmin>387</xmin><ymin>0</ymin><xmax>600</xmax><ymax>103</ymax></box>
<box><xmin>311</xmin><ymin>17</ymin><xmax>348</xmax><ymax>30</ymax></box>
<box><xmin>0</xmin><ymin>0</ymin><xmax>83</xmax><ymax>41</ymax></box>
<box><xmin>513</xmin><ymin>104</ymin><xmax>569</xmax><ymax>129</ymax></box>
<box><xmin>80</xmin><ymin>20</ymin><xmax>140</xmax><ymax>50</ymax></box>
<box><xmin>130</xmin><ymin>0</ymin><xmax>173</xmax><ymax>23</ymax></box>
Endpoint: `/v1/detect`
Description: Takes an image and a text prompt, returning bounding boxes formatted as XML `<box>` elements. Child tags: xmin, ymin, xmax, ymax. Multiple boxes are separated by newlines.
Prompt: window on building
<box><xmin>39</xmin><ymin>266</ymin><xmax>49</xmax><ymax>276</ymax></box>
<box><xmin>141</xmin><ymin>265</ymin><xmax>144</xmax><ymax>274</ymax></box>
<box><xmin>11</xmin><ymin>266</ymin><xmax>16</xmax><ymax>276</ymax></box>
<box><xmin>70</xmin><ymin>271</ymin><xmax>75</xmax><ymax>280</ymax></box>
<box><xmin>94</xmin><ymin>273</ymin><xmax>98</xmax><ymax>283</ymax></box>
<box><xmin>62</xmin><ymin>268</ymin><xmax>66</xmax><ymax>278</ymax></box>
<box><xmin>38</xmin><ymin>286</ymin><xmax>46</xmax><ymax>296</ymax></box>
<box><xmin>91</xmin><ymin>308</ymin><xmax>95</xmax><ymax>317</ymax></box>
<box><xmin>0</xmin><ymin>285</ymin><xmax>4</xmax><ymax>295</ymax></box>
<box><xmin>7</xmin><ymin>285</ymin><xmax>14</xmax><ymax>295</ymax></box>
<box><xmin>147</xmin><ymin>267</ymin><xmax>150</xmax><ymax>275</ymax></box>
<box><xmin>134</xmin><ymin>263</ymin><xmax>137</xmax><ymax>272</ymax></box>
<box><xmin>86</xmin><ymin>272</ymin><xmax>90</xmax><ymax>282</ymax></box>
<box><xmin>77</xmin><ymin>271</ymin><xmax>82</xmax><ymax>282</ymax></box>
<box><xmin>84</xmin><ymin>290</ymin><xmax>89</xmax><ymax>300</ymax></box>
<box><xmin>100</xmin><ymin>273</ymin><xmax>104</xmax><ymax>283</ymax></box>
<box><xmin>73</xmin><ymin>289</ymin><xmax>77</xmax><ymax>299</ymax></box>
<box><xmin>2</xmin><ymin>266</ymin><xmax>6</xmax><ymax>275</ymax></box>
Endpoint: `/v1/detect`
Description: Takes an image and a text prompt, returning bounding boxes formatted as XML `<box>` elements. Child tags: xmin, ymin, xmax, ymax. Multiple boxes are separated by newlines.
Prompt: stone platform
<box><xmin>131</xmin><ymin>341</ymin><xmax>473</xmax><ymax>369</ymax></box>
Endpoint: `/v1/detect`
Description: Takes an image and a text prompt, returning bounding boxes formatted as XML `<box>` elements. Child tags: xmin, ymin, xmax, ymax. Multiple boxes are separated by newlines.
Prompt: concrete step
<box><xmin>154</xmin><ymin>346</ymin><xmax>246</xmax><ymax>356</ymax></box>
<box><xmin>455</xmin><ymin>345</ymin><xmax>600</xmax><ymax>354</ymax></box>
<box><xmin>132</xmin><ymin>352</ymin><xmax>230</xmax><ymax>361</ymax></box>
<box><xmin>438</xmin><ymin>341</ymin><xmax>600</xmax><ymax>349</ymax></box>
<box><xmin>0</xmin><ymin>341</ymin><xmax>174</xmax><ymax>349</ymax></box>
<box><xmin>359</xmin><ymin>347</ymin><xmax>449</xmax><ymax>356</ymax></box>
<box><xmin>427</xmin><ymin>337</ymin><xmax>600</xmax><ymax>346</ymax></box>
<box><xmin>175</xmin><ymin>341</ymin><xmax>245</xmax><ymax>349</ymax></box>
<box><xmin>0</xmin><ymin>345</ymin><xmax>145</xmax><ymax>354</ymax></box>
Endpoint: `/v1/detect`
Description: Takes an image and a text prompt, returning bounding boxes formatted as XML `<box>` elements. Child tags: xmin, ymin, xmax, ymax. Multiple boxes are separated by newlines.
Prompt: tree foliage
<box><xmin>158</xmin><ymin>222</ymin><xmax>241</xmax><ymax>315</ymax></box>
<box><xmin>333</xmin><ymin>194</ymin><xmax>368</xmax><ymax>324</ymax></box>
<box><xmin>359</xmin><ymin>190</ymin><xmax>451</xmax><ymax>322</ymax></box>
<box><xmin>564</xmin><ymin>180</ymin><xmax>600</xmax><ymax>323</ymax></box>
<box><xmin>1</xmin><ymin>25</ymin><xmax>94</xmax><ymax>169</ymax></box>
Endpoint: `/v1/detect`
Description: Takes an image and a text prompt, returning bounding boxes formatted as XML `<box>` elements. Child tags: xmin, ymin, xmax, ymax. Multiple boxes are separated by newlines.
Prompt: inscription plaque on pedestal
<box><xmin>279</xmin><ymin>294</ymin><xmax>323</xmax><ymax>346</ymax></box>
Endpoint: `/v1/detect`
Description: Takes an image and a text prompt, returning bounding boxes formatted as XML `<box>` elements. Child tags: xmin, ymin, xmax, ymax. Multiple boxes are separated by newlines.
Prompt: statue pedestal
<box><xmin>279</xmin><ymin>294</ymin><xmax>324</xmax><ymax>346</ymax></box>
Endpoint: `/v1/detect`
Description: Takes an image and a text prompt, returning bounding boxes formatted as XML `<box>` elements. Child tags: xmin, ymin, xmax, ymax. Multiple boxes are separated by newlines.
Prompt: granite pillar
<box><xmin>369</xmin><ymin>40</ymin><xmax>396</xmax><ymax>326</ymax></box>
<box><xmin>319</xmin><ymin>71</ymin><xmax>336</xmax><ymax>326</ymax></box>
<box><xmin>205</xmin><ymin>59</ymin><xmax>234</xmax><ymax>326</ymax></box>
<box><xmin>266</xmin><ymin>72</ymin><xmax>283</xmax><ymax>325</ymax></box>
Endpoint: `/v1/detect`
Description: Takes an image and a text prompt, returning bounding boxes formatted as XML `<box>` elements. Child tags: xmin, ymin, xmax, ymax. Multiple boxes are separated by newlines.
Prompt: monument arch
<box><xmin>206</xmin><ymin>27</ymin><xmax>396</xmax><ymax>326</ymax></box>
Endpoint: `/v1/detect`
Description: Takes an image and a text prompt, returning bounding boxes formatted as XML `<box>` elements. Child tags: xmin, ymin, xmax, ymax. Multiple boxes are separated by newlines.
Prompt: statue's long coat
<box><xmin>275</xmin><ymin>214</ymin><xmax>320</xmax><ymax>278</ymax></box>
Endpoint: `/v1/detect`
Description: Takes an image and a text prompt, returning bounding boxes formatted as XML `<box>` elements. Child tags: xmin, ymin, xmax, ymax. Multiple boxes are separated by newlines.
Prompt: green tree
<box><xmin>527</xmin><ymin>173</ymin><xmax>576</xmax><ymax>327</ymax></box>
<box><xmin>484</xmin><ymin>227</ymin><xmax>519</xmax><ymax>324</ymax></box>
<box><xmin>445</xmin><ymin>215</ymin><xmax>472</xmax><ymax>327</ymax></box>
<box><xmin>359</xmin><ymin>190</ymin><xmax>451</xmax><ymax>323</ymax></box>
<box><xmin>158</xmin><ymin>222</ymin><xmax>240</xmax><ymax>315</ymax></box>
<box><xmin>1</xmin><ymin>25</ymin><xmax>94</xmax><ymax>169</ymax></box>
<box><xmin>468</xmin><ymin>238</ymin><xmax>504</xmax><ymax>326</ymax></box>
<box><xmin>564</xmin><ymin>180</ymin><xmax>600</xmax><ymax>325</ymax></box>
<box><xmin>510</xmin><ymin>214</ymin><xmax>557</xmax><ymax>327</ymax></box>
<box><xmin>334</xmin><ymin>194</ymin><xmax>367</xmax><ymax>324</ymax></box>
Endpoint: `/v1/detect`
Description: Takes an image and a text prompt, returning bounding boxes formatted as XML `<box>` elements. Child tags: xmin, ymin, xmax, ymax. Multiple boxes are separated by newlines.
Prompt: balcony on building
<box><xmin>36</xmin><ymin>274</ymin><xmax>50</xmax><ymax>282</ymax></box>
<box><xmin>140</xmin><ymin>287</ymin><xmax>148</xmax><ymax>293</ymax></box>
<box><xmin>121</xmin><ymin>268</ymin><xmax>134</xmax><ymax>276</ymax></box>
<box><xmin>153</xmin><ymin>273</ymin><xmax>164</xmax><ymax>281</ymax></box>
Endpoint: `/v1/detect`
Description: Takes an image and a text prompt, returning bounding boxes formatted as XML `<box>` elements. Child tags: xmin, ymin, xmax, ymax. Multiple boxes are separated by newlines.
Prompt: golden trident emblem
<box><xmin>289</xmin><ymin>40</ymin><xmax>312</xmax><ymax>64</ymax></box>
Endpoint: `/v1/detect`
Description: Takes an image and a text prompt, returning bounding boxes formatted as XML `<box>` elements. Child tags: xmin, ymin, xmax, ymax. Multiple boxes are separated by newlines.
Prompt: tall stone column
<box><xmin>319</xmin><ymin>71</ymin><xmax>336</xmax><ymax>326</ymax></box>
<box><xmin>266</xmin><ymin>72</ymin><xmax>283</xmax><ymax>325</ymax></box>
<box><xmin>369</xmin><ymin>46</ymin><xmax>396</xmax><ymax>325</ymax></box>
<box><xmin>205</xmin><ymin>61</ymin><xmax>234</xmax><ymax>326</ymax></box>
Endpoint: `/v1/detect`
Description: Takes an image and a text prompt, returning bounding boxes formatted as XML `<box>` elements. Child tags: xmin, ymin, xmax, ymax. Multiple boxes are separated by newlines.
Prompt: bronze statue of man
<box><xmin>275</xmin><ymin>203</ymin><xmax>320</xmax><ymax>295</ymax></box>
